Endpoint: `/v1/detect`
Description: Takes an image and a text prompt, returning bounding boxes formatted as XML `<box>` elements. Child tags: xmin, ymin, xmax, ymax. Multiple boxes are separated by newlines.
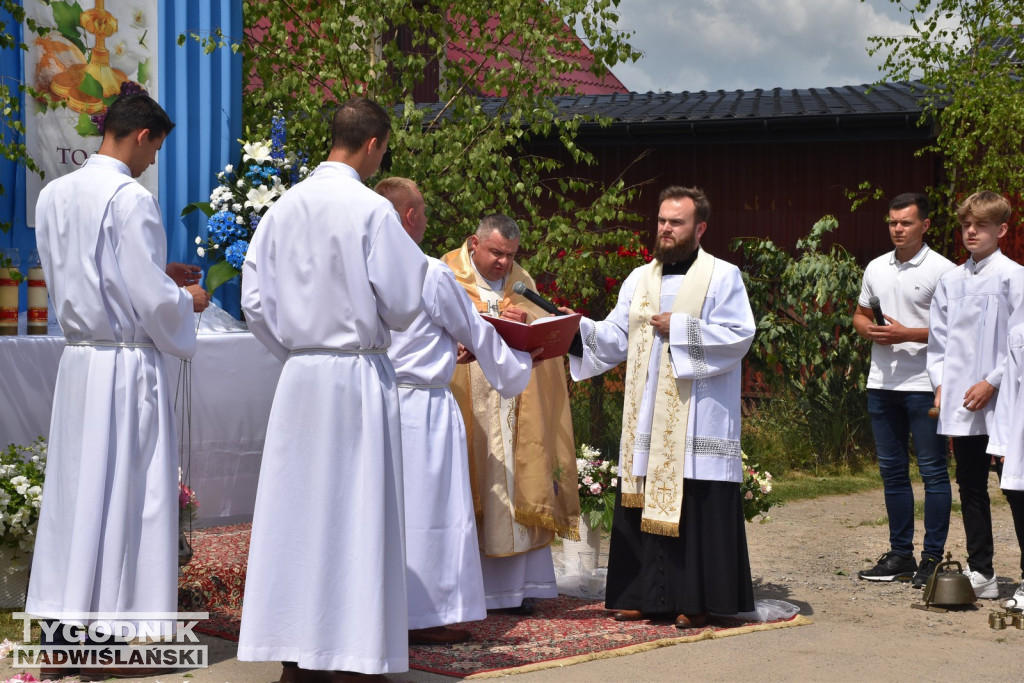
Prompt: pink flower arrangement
<box><xmin>178</xmin><ymin>471</ymin><xmax>200</xmax><ymax>527</ymax></box>
<box><xmin>740</xmin><ymin>452</ymin><xmax>777</xmax><ymax>523</ymax></box>
<box><xmin>576</xmin><ymin>444</ymin><xmax>618</xmax><ymax>531</ymax></box>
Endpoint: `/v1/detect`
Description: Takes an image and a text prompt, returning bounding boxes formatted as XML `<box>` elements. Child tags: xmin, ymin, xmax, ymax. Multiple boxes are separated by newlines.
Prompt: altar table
<box><xmin>0</xmin><ymin>328</ymin><xmax>283</xmax><ymax>526</ymax></box>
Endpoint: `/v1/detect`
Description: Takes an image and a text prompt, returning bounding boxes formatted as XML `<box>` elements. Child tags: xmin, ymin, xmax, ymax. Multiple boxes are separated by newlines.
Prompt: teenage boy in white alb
<box><xmin>855</xmin><ymin>193</ymin><xmax>955</xmax><ymax>587</ymax></box>
<box><xmin>928</xmin><ymin>190</ymin><xmax>1024</xmax><ymax>599</ymax></box>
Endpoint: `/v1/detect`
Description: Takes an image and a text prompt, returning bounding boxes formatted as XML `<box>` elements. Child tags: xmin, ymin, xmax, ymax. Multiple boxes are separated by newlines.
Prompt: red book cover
<box><xmin>481</xmin><ymin>313</ymin><xmax>582</xmax><ymax>361</ymax></box>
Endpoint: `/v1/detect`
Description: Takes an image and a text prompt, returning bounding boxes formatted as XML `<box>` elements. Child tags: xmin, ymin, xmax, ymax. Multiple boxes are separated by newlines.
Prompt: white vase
<box><xmin>561</xmin><ymin>515</ymin><xmax>602</xmax><ymax>573</ymax></box>
<box><xmin>0</xmin><ymin>547</ymin><xmax>32</xmax><ymax>609</ymax></box>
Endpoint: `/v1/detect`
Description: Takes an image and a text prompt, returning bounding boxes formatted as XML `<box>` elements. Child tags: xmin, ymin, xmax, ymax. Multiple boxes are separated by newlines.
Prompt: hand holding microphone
<box><xmin>512</xmin><ymin>281</ymin><xmax>565</xmax><ymax>316</ymax></box>
<box><xmin>868</xmin><ymin>296</ymin><xmax>887</xmax><ymax>326</ymax></box>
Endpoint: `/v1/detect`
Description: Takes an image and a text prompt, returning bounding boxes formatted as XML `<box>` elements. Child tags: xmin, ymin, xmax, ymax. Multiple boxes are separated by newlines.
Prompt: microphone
<box><xmin>868</xmin><ymin>296</ymin><xmax>887</xmax><ymax>326</ymax></box>
<box><xmin>512</xmin><ymin>281</ymin><xmax>565</xmax><ymax>316</ymax></box>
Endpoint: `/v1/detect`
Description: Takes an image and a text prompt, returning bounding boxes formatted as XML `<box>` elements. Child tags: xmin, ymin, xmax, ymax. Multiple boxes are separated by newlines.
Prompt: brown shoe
<box><xmin>409</xmin><ymin>626</ymin><xmax>472</xmax><ymax>645</ymax></box>
<box><xmin>39</xmin><ymin>667</ymin><xmax>80</xmax><ymax>680</ymax></box>
<box><xmin>674</xmin><ymin>612</ymin><xmax>708</xmax><ymax>629</ymax></box>
<box><xmin>612</xmin><ymin>609</ymin><xmax>644</xmax><ymax>621</ymax></box>
<box><xmin>38</xmin><ymin>648</ymin><xmax>80</xmax><ymax>679</ymax></box>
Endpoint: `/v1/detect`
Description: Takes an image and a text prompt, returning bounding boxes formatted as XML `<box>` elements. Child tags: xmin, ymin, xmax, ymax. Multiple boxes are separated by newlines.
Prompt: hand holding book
<box><xmin>482</xmin><ymin>313</ymin><xmax>582</xmax><ymax>361</ymax></box>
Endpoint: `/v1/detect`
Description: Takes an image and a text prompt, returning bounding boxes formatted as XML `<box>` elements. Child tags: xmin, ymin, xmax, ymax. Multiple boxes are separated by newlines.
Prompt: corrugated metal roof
<box><xmin>510</xmin><ymin>81</ymin><xmax>930</xmax><ymax>122</ymax></box>
<box><xmin>416</xmin><ymin>81</ymin><xmax>935</xmax><ymax>143</ymax></box>
<box><xmin>419</xmin><ymin>81</ymin><xmax>931</xmax><ymax>125</ymax></box>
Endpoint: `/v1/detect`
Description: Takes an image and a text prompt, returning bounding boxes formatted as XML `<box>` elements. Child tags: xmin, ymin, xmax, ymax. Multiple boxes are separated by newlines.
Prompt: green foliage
<box><xmin>733</xmin><ymin>216</ymin><xmax>872</xmax><ymax>470</ymax></box>
<box><xmin>865</xmin><ymin>0</ymin><xmax>1024</xmax><ymax>224</ymax></box>
<box><xmin>569</xmin><ymin>367</ymin><xmax>625</xmax><ymax>462</ymax></box>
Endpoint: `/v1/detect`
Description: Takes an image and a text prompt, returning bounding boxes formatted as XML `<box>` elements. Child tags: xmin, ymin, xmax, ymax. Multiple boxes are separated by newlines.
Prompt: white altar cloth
<box><xmin>0</xmin><ymin>325</ymin><xmax>282</xmax><ymax>526</ymax></box>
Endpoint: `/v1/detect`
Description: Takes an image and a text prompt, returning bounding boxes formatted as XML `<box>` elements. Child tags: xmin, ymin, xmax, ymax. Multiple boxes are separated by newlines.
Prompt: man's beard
<box><xmin>653</xmin><ymin>234</ymin><xmax>697</xmax><ymax>263</ymax></box>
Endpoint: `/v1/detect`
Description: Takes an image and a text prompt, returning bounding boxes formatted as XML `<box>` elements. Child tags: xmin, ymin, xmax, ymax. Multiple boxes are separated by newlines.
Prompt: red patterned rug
<box><xmin>177</xmin><ymin>523</ymin><xmax>250</xmax><ymax>641</ymax></box>
<box><xmin>176</xmin><ymin>524</ymin><xmax>809</xmax><ymax>678</ymax></box>
<box><xmin>410</xmin><ymin>596</ymin><xmax>808</xmax><ymax>679</ymax></box>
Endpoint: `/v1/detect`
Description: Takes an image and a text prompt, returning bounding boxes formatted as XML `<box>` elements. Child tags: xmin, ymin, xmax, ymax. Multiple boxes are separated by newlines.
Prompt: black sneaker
<box><xmin>858</xmin><ymin>551</ymin><xmax>917</xmax><ymax>582</ymax></box>
<box><xmin>911</xmin><ymin>554</ymin><xmax>941</xmax><ymax>589</ymax></box>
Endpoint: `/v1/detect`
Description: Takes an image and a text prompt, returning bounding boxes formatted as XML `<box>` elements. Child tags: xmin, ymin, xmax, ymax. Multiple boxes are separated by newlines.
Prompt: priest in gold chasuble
<box><xmin>442</xmin><ymin>214</ymin><xmax>580</xmax><ymax>612</ymax></box>
<box><xmin>567</xmin><ymin>187</ymin><xmax>756</xmax><ymax>626</ymax></box>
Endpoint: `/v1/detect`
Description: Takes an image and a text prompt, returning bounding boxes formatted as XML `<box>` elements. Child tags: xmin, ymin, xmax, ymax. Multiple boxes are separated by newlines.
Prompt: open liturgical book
<box><xmin>482</xmin><ymin>313</ymin><xmax>582</xmax><ymax>361</ymax></box>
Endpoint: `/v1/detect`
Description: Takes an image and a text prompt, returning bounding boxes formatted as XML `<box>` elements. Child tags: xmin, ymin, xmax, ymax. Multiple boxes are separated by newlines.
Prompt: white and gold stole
<box><xmin>619</xmin><ymin>249</ymin><xmax>714</xmax><ymax>537</ymax></box>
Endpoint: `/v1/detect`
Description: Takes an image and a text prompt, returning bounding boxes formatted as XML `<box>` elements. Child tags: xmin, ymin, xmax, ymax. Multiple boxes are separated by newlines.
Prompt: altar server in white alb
<box><xmin>238</xmin><ymin>98</ymin><xmax>427</xmax><ymax>682</ymax></box>
<box><xmin>375</xmin><ymin>177</ymin><xmax>537</xmax><ymax>645</ymax></box>
<box><xmin>986</xmin><ymin>310</ymin><xmax>1024</xmax><ymax>604</ymax></box>
<box><xmin>563</xmin><ymin>185</ymin><xmax>756</xmax><ymax>628</ymax></box>
<box><xmin>28</xmin><ymin>93</ymin><xmax>209</xmax><ymax>680</ymax></box>
<box><xmin>928</xmin><ymin>190</ymin><xmax>1024</xmax><ymax>600</ymax></box>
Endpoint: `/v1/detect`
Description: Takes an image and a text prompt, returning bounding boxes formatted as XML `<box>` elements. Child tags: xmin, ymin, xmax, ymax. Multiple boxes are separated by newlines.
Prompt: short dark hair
<box><xmin>889</xmin><ymin>193</ymin><xmax>930</xmax><ymax>220</ymax></box>
<box><xmin>102</xmin><ymin>93</ymin><xmax>174</xmax><ymax>141</ymax></box>
<box><xmin>658</xmin><ymin>186</ymin><xmax>710</xmax><ymax>225</ymax></box>
<box><xmin>331</xmin><ymin>98</ymin><xmax>391</xmax><ymax>153</ymax></box>
<box><xmin>477</xmin><ymin>213</ymin><xmax>520</xmax><ymax>242</ymax></box>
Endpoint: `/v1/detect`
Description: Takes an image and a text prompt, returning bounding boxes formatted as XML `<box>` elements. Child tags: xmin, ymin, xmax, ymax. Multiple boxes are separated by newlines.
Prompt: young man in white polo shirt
<box><xmin>854</xmin><ymin>193</ymin><xmax>955</xmax><ymax>587</ymax></box>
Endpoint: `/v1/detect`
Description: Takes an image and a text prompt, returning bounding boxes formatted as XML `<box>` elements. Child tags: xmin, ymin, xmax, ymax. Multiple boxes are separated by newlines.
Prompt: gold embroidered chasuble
<box><xmin>442</xmin><ymin>240</ymin><xmax>581</xmax><ymax>556</ymax></box>
<box><xmin>619</xmin><ymin>249</ymin><xmax>715</xmax><ymax>537</ymax></box>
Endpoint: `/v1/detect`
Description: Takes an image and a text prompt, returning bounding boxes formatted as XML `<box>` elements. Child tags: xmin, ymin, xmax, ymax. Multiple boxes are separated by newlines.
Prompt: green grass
<box><xmin>0</xmin><ymin>609</ymin><xmax>36</xmax><ymax>643</ymax></box>
<box><xmin>770</xmin><ymin>468</ymin><xmax>884</xmax><ymax>503</ymax></box>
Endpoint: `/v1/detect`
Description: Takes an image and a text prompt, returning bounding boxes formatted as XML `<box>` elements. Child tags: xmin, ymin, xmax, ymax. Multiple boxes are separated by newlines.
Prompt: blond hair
<box><xmin>957</xmin><ymin>191</ymin><xmax>1011</xmax><ymax>225</ymax></box>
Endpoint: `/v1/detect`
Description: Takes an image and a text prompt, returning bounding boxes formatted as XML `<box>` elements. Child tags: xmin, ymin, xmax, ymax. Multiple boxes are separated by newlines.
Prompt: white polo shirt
<box><xmin>859</xmin><ymin>244</ymin><xmax>955</xmax><ymax>391</ymax></box>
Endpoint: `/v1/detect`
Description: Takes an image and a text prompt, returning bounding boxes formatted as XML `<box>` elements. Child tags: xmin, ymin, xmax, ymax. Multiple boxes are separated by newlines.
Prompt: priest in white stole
<box><xmin>376</xmin><ymin>178</ymin><xmax>536</xmax><ymax>644</ymax></box>
<box><xmin>442</xmin><ymin>215</ymin><xmax>581</xmax><ymax>613</ymax></box>
<box><xmin>239</xmin><ymin>99</ymin><xmax>427</xmax><ymax>681</ymax></box>
<box><xmin>28</xmin><ymin>94</ymin><xmax>209</xmax><ymax>679</ymax></box>
<box><xmin>566</xmin><ymin>186</ymin><xmax>756</xmax><ymax>627</ymax></box>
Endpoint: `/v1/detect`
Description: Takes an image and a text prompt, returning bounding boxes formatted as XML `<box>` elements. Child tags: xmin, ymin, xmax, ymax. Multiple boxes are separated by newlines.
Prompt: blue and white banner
<box><xmin>23</xmin><ymin>0</ymin><xmax>161</xmax><ymax>225</ymax></box>
<box><xmin>3</xmin><ymin>0</ymin><xmax>243</xmax><ymax>311</ymax></box>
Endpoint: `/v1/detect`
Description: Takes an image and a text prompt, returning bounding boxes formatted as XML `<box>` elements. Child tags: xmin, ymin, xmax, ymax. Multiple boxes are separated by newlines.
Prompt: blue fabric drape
<box><xmin>0</xmin><ymin>0</ymin><xmax>243</xmax><ymax>313</ymax></box>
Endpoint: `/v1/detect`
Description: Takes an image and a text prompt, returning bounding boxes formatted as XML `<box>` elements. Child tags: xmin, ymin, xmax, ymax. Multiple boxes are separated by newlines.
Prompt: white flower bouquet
<box><xmin>0</xmin><ymin>438</ymin><xmax>46</xmax><ymax>557</ymax></box>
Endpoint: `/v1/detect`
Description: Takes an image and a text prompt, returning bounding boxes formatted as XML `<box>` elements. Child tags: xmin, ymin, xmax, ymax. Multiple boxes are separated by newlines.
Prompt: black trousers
<box><xmin>953</xmin><ymin>435</ymin><xmax>1024</xmax><ymax>578</ymax></box>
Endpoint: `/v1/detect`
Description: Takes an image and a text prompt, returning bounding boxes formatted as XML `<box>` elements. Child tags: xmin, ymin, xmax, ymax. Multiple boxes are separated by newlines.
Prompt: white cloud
<box><xmin>609</xmin><ymin>0</ymin><xmax>912</xmax><ymax>92</ymax></box>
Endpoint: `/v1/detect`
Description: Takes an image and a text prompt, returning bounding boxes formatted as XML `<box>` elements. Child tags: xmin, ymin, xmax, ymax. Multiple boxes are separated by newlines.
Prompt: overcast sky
<box><xmin>608</xmin><ymin>0</ymin><xmax>916</xmax><ymax>93</ymax></box>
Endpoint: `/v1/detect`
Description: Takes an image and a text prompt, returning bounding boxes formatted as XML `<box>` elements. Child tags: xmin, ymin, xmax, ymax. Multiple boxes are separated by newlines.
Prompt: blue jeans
<box><xmin>867</xmin><ymin>389</ymin><xmax>951</xmax><ymax>558</ymax></box>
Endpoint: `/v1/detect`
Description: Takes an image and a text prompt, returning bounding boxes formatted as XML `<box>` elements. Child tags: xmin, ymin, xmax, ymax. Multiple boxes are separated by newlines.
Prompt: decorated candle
<box><xmin>0</xmin><ymin>264</ymin><xmax>18</xmax><ymax>336</ymax></box>
<box><xmin>27</xmin><ymin>266</ymin><xmax>48</xmax><ymax>335</ymax></box>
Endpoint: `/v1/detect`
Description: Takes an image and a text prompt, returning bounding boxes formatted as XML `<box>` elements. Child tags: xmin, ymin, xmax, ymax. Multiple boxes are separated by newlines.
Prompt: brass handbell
<box><xmin>913</xmin><ymin>552</ymin><xmax>979</xmax><ymax>613</ymax></box>
<box><xmin>1001</xmin><ymin>599</ymin><xmax>1023</xmax><ymax>629</ymax></box>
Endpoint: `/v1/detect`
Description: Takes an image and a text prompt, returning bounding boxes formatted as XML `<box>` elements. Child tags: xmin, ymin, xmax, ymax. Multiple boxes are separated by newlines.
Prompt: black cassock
<box><xmin>604</xmin><ymin>478</ymin><xmax>755</xmax><ymax>616</ymax></box>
